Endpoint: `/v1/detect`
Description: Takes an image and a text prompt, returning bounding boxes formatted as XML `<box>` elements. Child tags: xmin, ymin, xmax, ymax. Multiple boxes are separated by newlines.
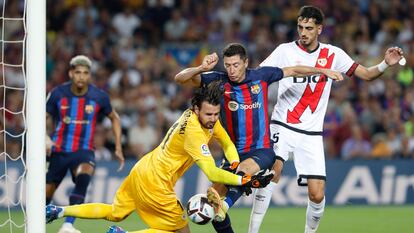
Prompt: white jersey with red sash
<box><xmin>261</xmin><ymin>41</ymin><xmax>358</xmax><ymax>134</ymax></box>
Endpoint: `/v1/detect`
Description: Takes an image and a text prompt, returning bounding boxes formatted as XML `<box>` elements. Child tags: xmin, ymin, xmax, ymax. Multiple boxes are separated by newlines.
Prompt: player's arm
<box><xmin>45</xmin><ymin>113</ymin><xmax>55</xmax><ymax>155</ymax></box>
<box><xmin>107</xmin><ymin>110</ymin><xmax>125</xmax><ymax>171</ymax></box>
<box><xmin>282</xmin><ymin>66</ymin><xmax>344</xmax><ymax>81</ymax></box>
<box><xmin>196</xmin><ymin>159</ymin><xmax>274</xmax><ymax>188</ymax></box>
<box><xmin>184</xmin><ymin>124</ymin><xmax>242</xmax><ymax>185</ymax></box>
<box><xmin>354</xmin><ymin>47</ymin><xmax>404</xmax><ymax>81</ymax></box>
<box><xmin>196</xmin><ymin>159</ymin><xmax>243</xmax><ymax>185</ymax></box>
<box><xmin>45</xmin><ymin>90</ymin><xmax>58</xmax><ymax>155</ymax></box>
<box><xmin>174</xmin><ymin>52</ymin><xmax>219</xmax><ymax>87</ymax></box>
<box><xmin>212</xmin><ymin>120</ymin><xmax>240</xmax><ymax>165</ymax></box>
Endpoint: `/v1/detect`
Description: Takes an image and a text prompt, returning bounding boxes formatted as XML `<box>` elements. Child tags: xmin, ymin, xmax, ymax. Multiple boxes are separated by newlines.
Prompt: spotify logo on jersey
<box><xmin>228</xmin><ymin>101</ymin><xmax>261</xmax><ymax>111</ymax></box>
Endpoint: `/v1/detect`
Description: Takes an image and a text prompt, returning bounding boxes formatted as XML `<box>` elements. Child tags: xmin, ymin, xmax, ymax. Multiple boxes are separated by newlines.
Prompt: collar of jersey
<box><xmin>295</xmin><ymin>40</ymin><xmax>320</xmax><ymax>54</ymax></box>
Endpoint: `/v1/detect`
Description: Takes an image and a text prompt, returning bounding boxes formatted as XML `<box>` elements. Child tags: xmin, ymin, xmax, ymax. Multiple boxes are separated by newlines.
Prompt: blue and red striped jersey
<box><xmin>201</xmin><ymin>67</ymin><xmax>283</xmax><ymax>153</ymax></box>
<box><xmin>46</xmin><ymin>82</ymin><xmax>112</xmax><ymax>153</ymax></box>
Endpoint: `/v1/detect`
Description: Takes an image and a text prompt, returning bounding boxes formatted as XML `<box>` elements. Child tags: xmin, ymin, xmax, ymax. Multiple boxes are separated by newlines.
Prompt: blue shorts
<box><xmin>46</xmin><ymin>150</ymin><xmax>95</xmax><ymax>185</ymax></box>
<box><xmin>222</xmin><ymin>148</ymin><xmax>276</xmax><ymax>171</ymax></box>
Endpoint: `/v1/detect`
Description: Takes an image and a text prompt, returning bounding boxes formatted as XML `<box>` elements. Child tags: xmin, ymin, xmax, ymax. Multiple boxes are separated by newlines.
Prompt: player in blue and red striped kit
<box><xmin>175</xmin><ymin>43</ymin><xmax>343</xmax><ymax>233</ymax></box>
<box><xmin>46</xmin><ymin>55</ymin><xmax>125</xmax><ymax>233</ymax></box>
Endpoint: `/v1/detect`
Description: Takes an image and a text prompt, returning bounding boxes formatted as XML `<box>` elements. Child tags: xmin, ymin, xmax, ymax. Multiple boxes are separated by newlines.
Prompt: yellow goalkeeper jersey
<box><xmin>133</xmin><ymin>109</ymin><xmax>241</xmax><ymax>192</ymax></box>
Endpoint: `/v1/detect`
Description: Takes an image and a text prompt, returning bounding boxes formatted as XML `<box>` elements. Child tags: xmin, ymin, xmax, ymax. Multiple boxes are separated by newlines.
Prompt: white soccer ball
<box><xmin>186</xmin><ymin>193</ymin><xmax>215</xmax><ymax>225</ymax></box>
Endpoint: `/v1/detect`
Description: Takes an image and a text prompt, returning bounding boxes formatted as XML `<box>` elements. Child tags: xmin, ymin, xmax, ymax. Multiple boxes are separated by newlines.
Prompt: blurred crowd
<box><xmin>2</xmin><ymin>0</ymin><xmax>414</xmax><ymax>161</ymax></box>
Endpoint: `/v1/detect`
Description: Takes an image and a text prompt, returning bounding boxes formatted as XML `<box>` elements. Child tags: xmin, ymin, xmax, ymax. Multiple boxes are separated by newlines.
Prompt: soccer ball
<box><xmin>186</xmin><ymin>193</ymin><xmax>215</xmax><ymax>225</ymax></box>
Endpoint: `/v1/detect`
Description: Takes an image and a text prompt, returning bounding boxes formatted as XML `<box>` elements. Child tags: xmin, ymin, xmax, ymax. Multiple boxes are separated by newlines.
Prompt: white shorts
<box><xmin>270</xmin><ymin>123</ymin><xmax>326</xmax><ymax>186</ymax></box>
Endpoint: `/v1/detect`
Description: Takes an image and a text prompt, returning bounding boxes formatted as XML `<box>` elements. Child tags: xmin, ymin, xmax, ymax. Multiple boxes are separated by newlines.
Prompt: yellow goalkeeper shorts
<box><xmin>112</xmin><ymin>164</ymin><xmax>188</xmax><ymax>231</ymax></box>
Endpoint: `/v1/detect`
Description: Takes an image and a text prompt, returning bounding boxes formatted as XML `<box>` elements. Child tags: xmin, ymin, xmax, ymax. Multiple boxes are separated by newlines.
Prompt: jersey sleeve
<box><xmin>257</xmin><ymin>66</ymin><xmax>284</xmax><ymax>84</ymax></box>
<box><xmin>99</xmin><ymin>91</ymin><xmax>113</xmax><ymax>116</ymax></box>
<box><xmin>196</xmin><ymin>159</ymin><xmax>242</xmax><ymax>186</ymax></box>
<box><xmin>260</xmin><ymin>45</ymin><xmax>285</xmax><ymax>67</ymax></box>
<box><xmin>46</xmin><ymin>88</ymin><xmax>59</xmax><ymax>117</ymax></box>
<box><xmin>200</xmin><ymin>71</ymin><xmax>227</xmax><ymax>86</ymax></box>
<box><xmin>213</xmin><ymin>120</ymin><xmax>239</xmax><ymax>163</ymax></box>
<box><xmin>333</xmin><ymin>47</ymin><xmax>358</xmax><ymax>75</ymax></box>
<box><xmin>183</xmin><ymin>120</ymin><xmax>215</xmax><ymax>163</ymax></box>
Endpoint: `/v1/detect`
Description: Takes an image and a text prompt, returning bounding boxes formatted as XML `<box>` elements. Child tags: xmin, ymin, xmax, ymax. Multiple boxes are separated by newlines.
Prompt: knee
<box><xmin>108</xmin><ymin>213</ymin><xmax>128</xmax><ymax>222</ymax></box>
<box><xmin>271</xmin><ymin>173</ymin><xmax>281</xmax><ymax>183</ymax></box>
<box><xmin>271</xmin><ymin>160</ymin><xmax>283</xmax><ymax>183</ymax></box>
<box><xmin>309</xmin><ymin>191</ymin><xmax>325</xmax><ymax>203</ymax></box>
<box><xmin>237</xmin><ymin>159</ymin><xmax>260</xmax><ymax>175</ymax></box>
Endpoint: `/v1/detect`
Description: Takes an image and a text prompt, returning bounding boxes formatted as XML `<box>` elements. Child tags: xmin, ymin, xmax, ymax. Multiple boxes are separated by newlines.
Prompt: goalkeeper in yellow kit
<box><xmin>45</xmin><ymin>81</ymin><xmax>274</xmax><ymax>233</ymax></box>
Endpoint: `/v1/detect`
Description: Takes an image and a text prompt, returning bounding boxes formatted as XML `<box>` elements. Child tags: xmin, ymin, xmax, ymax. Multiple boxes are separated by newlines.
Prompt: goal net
<box><xmin>0</xmin><ymin>0</ymin><xmax>46</xmax><ymax>232</ymax></box>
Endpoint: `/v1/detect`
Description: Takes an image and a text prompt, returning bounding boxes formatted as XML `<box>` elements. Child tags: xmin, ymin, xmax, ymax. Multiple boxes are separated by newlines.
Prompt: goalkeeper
<box><xmin>45</xmin><ymin>81</ymin><xmax>274</xmax><ymax>233</ymax></box>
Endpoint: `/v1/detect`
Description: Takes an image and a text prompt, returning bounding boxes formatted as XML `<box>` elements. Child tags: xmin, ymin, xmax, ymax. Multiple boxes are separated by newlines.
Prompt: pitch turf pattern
<box><xmin>1</xmin><ymin>206</ymin><xmax>413</xmax><ymax>233</ymax></box>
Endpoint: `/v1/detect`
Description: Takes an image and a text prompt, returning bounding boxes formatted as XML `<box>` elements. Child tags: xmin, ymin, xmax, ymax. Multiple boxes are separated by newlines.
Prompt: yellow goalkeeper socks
<box><xmin>128</xmin><ymin>229</ymin><xmax>174</xmax><ymax>233</ymax></box>
<box><xmin>64</xmin><ymin>203</ymin><xmax>112</xmax><ymax>219</ymax></box>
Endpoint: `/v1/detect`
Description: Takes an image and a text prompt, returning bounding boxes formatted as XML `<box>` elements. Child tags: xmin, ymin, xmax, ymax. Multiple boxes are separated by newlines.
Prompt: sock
<box><xmin>223</xmin><ymin>186</ymin><xmax>245</xmax><ymax>208</ymax></box>
<box><xmin>249</xmin><ymin>182</ymin><xmax>275</xmax><ymax>233</ymax></box>
<box><xmin>65</xmin><ymin>173</ymin><xmax>91</xmax><ymax>224</ymax></box>
<box><xmin>212</xmin><ymin>214</ymin><xmax>234</xmax><ymax>233</ymax></box>
<box><xmin>305</xmin><ymin>197</ymin><xmax>325</xmax><ymax>232</ymax></box>
<box><xmin>129</xmin><ymin>229</ymin><xmax>174</xmax><ymax>233</ymax></box>
<box><xmin>65</xmin><ymin>203</ymin><xmax>112</xmax><ymax>219</ymax></box>
<box><xmin>46</xmin><ymin>197</ymin><xmax>52</xmax><ymax>205</ymax></box>
<box><xmin>223</xmin><ymin>171</ymin><xmax>245</xmax><ymax>208</ymax></box>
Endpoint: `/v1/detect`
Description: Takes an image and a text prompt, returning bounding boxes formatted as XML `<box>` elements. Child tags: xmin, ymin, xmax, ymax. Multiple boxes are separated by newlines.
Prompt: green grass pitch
<box><xmin>1</xmin><ymin>206</ymin><xmax>413</xmax><ymax>232</ymax></box>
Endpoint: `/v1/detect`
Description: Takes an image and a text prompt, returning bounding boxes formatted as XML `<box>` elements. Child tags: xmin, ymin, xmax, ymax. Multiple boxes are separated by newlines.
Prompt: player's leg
<box><xmin>136</xmin><ymin>197</ymin><xmax>188</xmax><ymax>233</ymax></box>
<box><xmin>46</xmin><ymin>151</ymin><xmax>71</xmax><ymax>204</ymax></box>
<box><xmin>128</xmin><ymin>164</ymin><xmax>188</xmax><ymax>233</ymax></box>
<box><xmin>45</xmin><ymin>153</ymin><xmax>81</xmax><ymax>233</ymax></box>
<box><xmin>294</xmin><ymin>135</ymin><xmax>326</xmax><ymax>233</ymax></box>
<box><xmin>46</xmin><ymin>183</ymin><xmax>58</xmax><ymax>204</ymax></box>
<box><xmin>107</xmin><ymin>225</ymin><xmax>187</xmax><ymax>233</ymax></box>
<box><xmin>224</xmin><ymin>157</ymin><xmax>260</xmax><ymax>207</ymax></box>
<box><xmin>305</xmin><ymin>179</ymin><xmax>325</xmax><ymax>233</ymax></box>
<box><xmin>212</xmin><ymin>150</ymin><xmax>275</xmax><ymax>233</ymax></box>
<box><xmin>61</xmin><ymin>151</ymin><xmax>95</xmax><ymax>232</ymax></box>
<box><xmin>249</xmin><ymin>124</ymin><xmax>292</xmax><ymax>233</ymax></box>
<box><xmin>47</xmin><ymin>203</ymin><xmax>112</xmax><ymax>221</ymax></box>
<box><xmin>249</xmin><ymin>159</ymin><xmax>284</xmax><ymax>233</ymax></box>
<box><xmin>46</xmin><ymin>172</ymin><xmax>136</xmax><ymax>223</ymax></box>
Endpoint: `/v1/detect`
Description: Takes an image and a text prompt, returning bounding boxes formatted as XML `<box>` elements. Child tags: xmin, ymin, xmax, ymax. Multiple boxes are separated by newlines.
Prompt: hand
<box><xmin>46</xmin><ymin>136</ymin><xmax>55</xmax><ymax>156</ymax></box>
<box><xmin>244</xmin><ymin>186</ymin><xmax>253</xmax><ymax>196</ymax></box>
<box><xmin>384</xmin><ymin>47</ymin><xmax>404</xmax><ymax>66</ymax></box>
<box><xmin>320</xmin><ymin>69</ymin><xmax>343</xmax><ymax>81</ymax></box>
<box><xmin>114</xmin><ymin>147</ymin><xmax>125</xmax><ymax>172</ymax></box>
<box><xmin>221</xmin><ymin>161</ymin><xmax>239</xmax><ymax>174</ymax></box>
<box><xmin>200</xmin><ymin>53</ymin><xmax>219</xmax><ymax>71</ymax></box>
<box><xmin>241</xmin><ymin>170</ymin><xmax>274</xmax><ymax>188</ymax></box>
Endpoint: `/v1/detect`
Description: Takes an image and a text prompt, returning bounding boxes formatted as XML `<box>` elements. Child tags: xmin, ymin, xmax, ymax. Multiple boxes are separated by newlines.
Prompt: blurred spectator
<box><xmin>371</xmin><ymin>133</ymin><xmax>393</xmax><ymax>159</ymax></box>
<box><xmin>164</xmin><ymin>9</ymin><xmax>188</xmax><ymax>41</ymax></box>
<box><xmin>109</xmin><ymin>60</ymin><xmax>141</xmax><ymax>90</ymax></box>
<box><xmin>94</xmin><ymin>126</ymin><xmax>113</xmax><ymax>161</ymax></box>
<box><xmin>341</xmin><ymin>124</ymin><xmax>371</xmax><ymax>159</ymax></box>
<box><xmin>112</xmin><ymin>7</ymin><xmax>141</xmax><ymax>39</ymax></box>
<box><xmin>128</xmin><ymin>114</ymin><xmax>159</xmax><ymax>159</ymax></box>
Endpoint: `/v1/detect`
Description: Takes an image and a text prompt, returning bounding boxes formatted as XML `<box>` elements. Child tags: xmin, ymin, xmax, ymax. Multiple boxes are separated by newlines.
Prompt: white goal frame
<box><xmin>26</xmin><ymin>0</ymin><xmax>46</xmax><ymax>233</ymax></box>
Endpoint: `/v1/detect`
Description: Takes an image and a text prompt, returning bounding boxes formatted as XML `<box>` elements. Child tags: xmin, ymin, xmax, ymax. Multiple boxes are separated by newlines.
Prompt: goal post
<box><xmin>26</xmin><ymin>0</ymin><xmax>46</xmax><ymax>232</ymax></box>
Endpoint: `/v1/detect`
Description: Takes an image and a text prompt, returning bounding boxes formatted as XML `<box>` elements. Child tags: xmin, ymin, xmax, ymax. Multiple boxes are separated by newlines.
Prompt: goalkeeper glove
<box><xmin>222</xmin><ymin>161</ymin><xmax>240</xmax><ymax>173</ymax></box>
<box><xmin>241</xmin><ymin>170</ymin><xmax>274</xmax><ymax>188</ymax></box>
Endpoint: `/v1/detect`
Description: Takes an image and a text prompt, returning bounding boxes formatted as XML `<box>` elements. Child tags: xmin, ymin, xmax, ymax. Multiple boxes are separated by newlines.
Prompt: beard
<box><xmin>203</xmin><ymin>121</ymin><xmax>215</xmax><ymax>129</ymax></box>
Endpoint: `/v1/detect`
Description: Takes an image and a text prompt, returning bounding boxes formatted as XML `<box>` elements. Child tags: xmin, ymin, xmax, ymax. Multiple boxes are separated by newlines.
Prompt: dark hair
<box><xmin>191</xmin><ymin>81</ymin><xmax>223</xmax><ymax>109</ymax></box>
<box><xmin>222</xmin><ymin>43</ymin><xmax>247</xmax><ymax>61</ymax></box>
<box><xmin>298</xmin><ymin>5</ymin><xmax>324</xmax><ymax>25</ymax></box>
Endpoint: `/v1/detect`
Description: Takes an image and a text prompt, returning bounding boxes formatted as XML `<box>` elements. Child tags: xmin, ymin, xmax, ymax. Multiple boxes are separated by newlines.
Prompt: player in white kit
<box><xmin>248</xmin><ymin>5</ymin><xmax>405</xmax><ymax>233</ymax></box>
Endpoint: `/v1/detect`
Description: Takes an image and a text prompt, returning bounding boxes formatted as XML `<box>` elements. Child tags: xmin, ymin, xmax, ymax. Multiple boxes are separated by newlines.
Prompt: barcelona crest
<box><xmin>85</xmin><ymin>105</ymin><xmax>94</xmax><ymax>114</ymax></box>
<box><xmin>250</xmin><ymin>84</ymin><xmax>260</xmax><ymax>94</ymax></box>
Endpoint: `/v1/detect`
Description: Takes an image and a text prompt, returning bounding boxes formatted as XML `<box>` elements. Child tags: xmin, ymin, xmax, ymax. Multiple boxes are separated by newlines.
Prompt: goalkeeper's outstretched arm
<box><xmin>196</xmin><ymin>159</ymin><xmax>274</xmax><ymax>188</ymax></box>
